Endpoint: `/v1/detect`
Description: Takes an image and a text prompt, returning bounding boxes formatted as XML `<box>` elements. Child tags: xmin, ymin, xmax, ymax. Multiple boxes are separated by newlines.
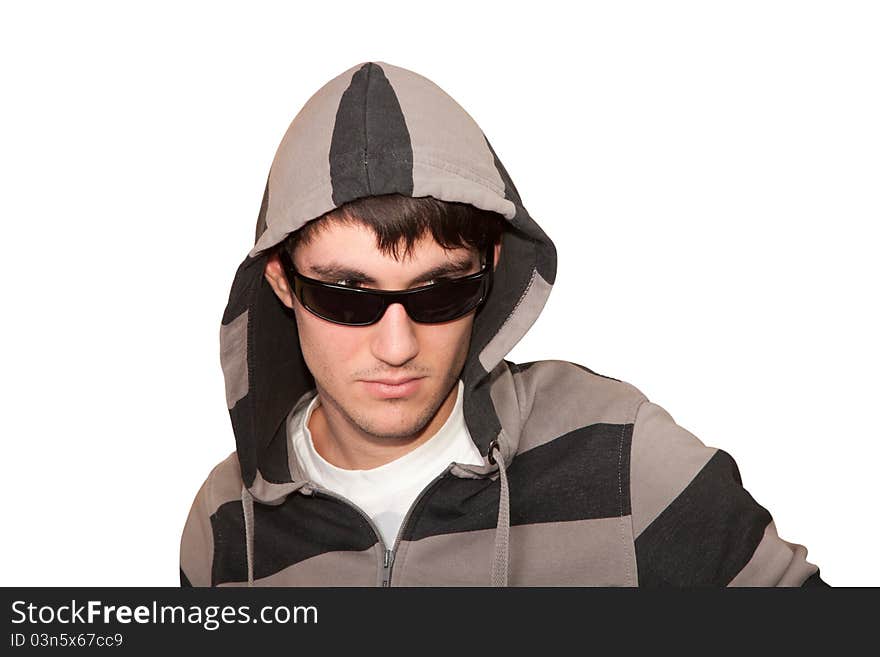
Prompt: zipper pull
<box><xmin>382</xmin><ymin>549</ymin><xmax>394</xmax><ymax>586</ymax></box>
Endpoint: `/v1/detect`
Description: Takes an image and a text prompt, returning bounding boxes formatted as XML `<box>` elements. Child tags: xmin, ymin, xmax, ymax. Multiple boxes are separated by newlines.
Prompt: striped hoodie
<box><xmin>179</xmin><ymin>61</ymin><xmax>828</xmax><ymax>587</ymax></box>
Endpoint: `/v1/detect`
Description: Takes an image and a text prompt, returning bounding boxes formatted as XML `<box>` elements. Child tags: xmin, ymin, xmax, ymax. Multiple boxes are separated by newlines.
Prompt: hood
<box><xmin>219</xmin><ymin>61</ymin><xmax>557</xmax><ymax>507</ymax></box>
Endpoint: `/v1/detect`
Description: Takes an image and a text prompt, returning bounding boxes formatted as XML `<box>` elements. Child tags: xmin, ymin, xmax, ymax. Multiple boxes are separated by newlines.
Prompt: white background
<box><xmin>2</xmin><ymin>1</ymin><xmax>877</xmax><ymax>586</ymax></box>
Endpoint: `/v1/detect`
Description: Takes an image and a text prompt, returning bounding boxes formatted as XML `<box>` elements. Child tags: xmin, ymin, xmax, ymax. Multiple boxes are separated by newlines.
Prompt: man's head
<box><xmin>263</xmin><ymin>194</ymin><xmax>504</xmax><ymax>452</ymax></box>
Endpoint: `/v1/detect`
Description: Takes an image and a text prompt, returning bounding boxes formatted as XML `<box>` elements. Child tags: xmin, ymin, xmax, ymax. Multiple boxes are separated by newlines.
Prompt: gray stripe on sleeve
<box><xmin>727</xmin><ymin>520</ymin><xmax>821</xmax><ymax>586</ymax></box>
<box><xmin>630</xmin><ymin>400</ymin><xmax>718</xmax><ymax>538</ymax></box>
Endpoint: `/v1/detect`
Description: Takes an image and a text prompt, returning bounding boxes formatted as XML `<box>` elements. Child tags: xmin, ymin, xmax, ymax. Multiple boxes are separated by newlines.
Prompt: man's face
<box><xmin>264</xmin><ymin>219</ymin><xmax>501</xmax><ymax>445</ymax></box>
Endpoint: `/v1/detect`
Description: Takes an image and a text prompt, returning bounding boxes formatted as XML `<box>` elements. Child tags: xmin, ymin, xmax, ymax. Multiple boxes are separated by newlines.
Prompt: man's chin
<box><xmin>355</xmin><ymin>410</ymin><xmax>427</xmax><ymax>440</ymax></box>
<box><xmin>347</xmin><ymin>400</ymin><xmax>439</xmax><ymax>441</ymax></box>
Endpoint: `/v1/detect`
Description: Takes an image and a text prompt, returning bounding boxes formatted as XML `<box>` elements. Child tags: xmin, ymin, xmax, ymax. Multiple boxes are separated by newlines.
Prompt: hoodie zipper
<box><xmin>308</xmin><ymin>486</ymin><xmax>391</xmax><ymax>582</ymax></box>
<box><xmin>307</xmin><ymin>464</ymin><xmax>455</xmax><ymax>587</ymax></box>
<box><xmin>386</xmin><ymin>465</ymin><xmax>454</xmax><ymax>585</ymax></box>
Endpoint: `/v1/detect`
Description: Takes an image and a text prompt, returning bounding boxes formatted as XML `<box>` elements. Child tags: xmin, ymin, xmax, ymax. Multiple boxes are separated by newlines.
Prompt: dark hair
<box><xmin>281</xmin><ymin>193</ymin><xmax>506</xmax><ymax>262</ymax></box>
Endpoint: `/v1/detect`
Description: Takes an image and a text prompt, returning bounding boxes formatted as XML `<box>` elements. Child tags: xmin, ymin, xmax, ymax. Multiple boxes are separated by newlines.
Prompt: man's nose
<box><xmin>369</xmin><ymin>302</ymin><xmax>419</xmax><ymax>366</ymax></box>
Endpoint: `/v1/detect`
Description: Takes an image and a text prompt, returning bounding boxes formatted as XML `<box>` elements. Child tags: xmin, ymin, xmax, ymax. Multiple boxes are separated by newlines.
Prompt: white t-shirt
<box><xmin>288</xmin><ymin>379</ymin><xmax>485</xmax><ymax>548</ymax></box>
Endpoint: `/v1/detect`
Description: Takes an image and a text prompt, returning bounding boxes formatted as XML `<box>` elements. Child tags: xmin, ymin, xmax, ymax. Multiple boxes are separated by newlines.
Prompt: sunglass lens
<box><xmin>406</xmin><ymin>278</ymin><xmax>484</xmax><ymax>323</ymax></box>
<box><xmin>301</xmin><ymin>285</ymin><xmax>382</xmax><ymax>325</ymax></box>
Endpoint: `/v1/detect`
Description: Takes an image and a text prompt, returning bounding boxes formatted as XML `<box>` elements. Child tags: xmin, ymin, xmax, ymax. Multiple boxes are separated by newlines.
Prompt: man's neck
<box><xmin>307</xmin><ymin>383</ymin><xmax>459</xmax><ymax>470</ymax></box>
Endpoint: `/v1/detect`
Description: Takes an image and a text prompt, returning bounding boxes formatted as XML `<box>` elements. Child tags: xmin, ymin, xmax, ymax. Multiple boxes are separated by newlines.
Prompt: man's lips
<box><xmin>361</xmin><ymin>377</ymin><xmax>425</xmax><ymax>398</ymax></box>
<box><xmin>364</xmin><ymin>377</ymin><xmax>423</xmax><ymax>385</ymax></box>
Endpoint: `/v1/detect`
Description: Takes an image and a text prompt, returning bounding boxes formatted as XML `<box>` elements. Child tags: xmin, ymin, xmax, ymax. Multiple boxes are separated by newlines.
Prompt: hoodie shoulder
<box><xmin>206</xmin><ymin>450</ymin><xmax>246</xmax><ymax>508</ymax></box>
<box><xmin>508</xmin><ymin>358</ymin><xmax>648</xmax><ymax>427</ymax></box>
<box><xmin>505</xmin><ymin>358</ymin><xmax>647</xmax><ymax>458</ymax></box>
<box><xmin>180</xmin><ymin>451</ymin><xmax>243</xmax><ymax>587</ymax></box>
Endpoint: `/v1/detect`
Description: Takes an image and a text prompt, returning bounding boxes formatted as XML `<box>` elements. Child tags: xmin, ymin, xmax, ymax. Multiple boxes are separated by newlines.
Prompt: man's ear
<box><xmin>263</xmin><ymin>249</ymin><xmax>295</xmax><ymax>309</ymax></box>
<box><xmin>493</xmin><ymin>239</ymin><xmax>502</xmax><ymax>272</ymax></box>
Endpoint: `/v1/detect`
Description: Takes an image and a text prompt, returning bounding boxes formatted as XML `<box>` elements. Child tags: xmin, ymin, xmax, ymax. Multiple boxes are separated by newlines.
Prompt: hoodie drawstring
<box><xmin>488</xmin><ymin>440</ymin><xmax>510</xmax><ymax>587</ymax></box>
<box><xmin>241</xmin><ymin>484</ymin><xmax>255</xmax><ymax>587</ymax></box>
<box><xmin>239</xmin><ymin>442</ymin><xmax>511</xmax><ymax>588</ymax></box>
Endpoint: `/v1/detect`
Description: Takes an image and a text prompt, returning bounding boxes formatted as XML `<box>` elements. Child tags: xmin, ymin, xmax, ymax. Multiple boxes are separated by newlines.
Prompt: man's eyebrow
<box><xmin>307</xmin><ymin>256</ymin><xmax>478</xmax><ymax>286</ymax></box>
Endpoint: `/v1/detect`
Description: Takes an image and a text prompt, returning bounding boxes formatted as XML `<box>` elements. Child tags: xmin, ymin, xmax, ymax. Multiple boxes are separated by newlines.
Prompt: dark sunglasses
<box><xmin>278</xmin><ymin>244</ymin><xmax>495</xmax><ymax>326</ymax></box>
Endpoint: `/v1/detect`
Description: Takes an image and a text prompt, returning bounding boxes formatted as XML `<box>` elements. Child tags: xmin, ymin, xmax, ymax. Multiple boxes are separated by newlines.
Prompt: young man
<box><xmin>180</xmin><ymin>61</ymin><xmax>828</xmax><ymax>587</ymax></box>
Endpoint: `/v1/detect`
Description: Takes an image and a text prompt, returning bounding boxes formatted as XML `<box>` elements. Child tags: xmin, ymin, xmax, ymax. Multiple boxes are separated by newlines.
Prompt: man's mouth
<box><xmin>361</xmin><ymin>377</ymin><xmax>424</xmax><ymax>399</ymax></box>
